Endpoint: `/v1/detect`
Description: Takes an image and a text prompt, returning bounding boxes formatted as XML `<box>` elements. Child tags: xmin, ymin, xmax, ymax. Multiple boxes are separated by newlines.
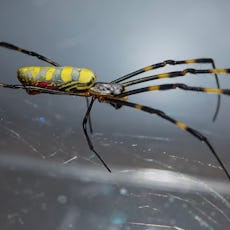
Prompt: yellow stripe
<box><xmin>176</xmin><ymin>121</ymin><xmax>187</xmax><ymax>130</ymax></box>
<box><xmin>58</xmin><ymin>81</ymin><xmax>78</xmax><ymax>89</ymax></box>
<box><xmin>209</xmin><ymin>69</ymin><xmax>227</xmax><ymax>74</ymax></box>
<box><xmin>20</xmin><ymin>67</ymin><xmax>28</xmax><ymax>73</ymax></box>
<box><xmin>61</xmin><ymin>66</ymin><xmax>73</xmax><ymax>82</ymax></box>
<box><xmin>157</xmin><ymin>73</ymin><xmax>170</xmax><ymax>78</ymax></box>
<box><xmin>134</xmin><ymin>104</ymin><xmax>143</xmax><ymax>110</ymax></box>
<box><xmin>185</xmin><ymin>59</ymin><xmax>196</xmax><ymax>64</ymax></box>
<box><xmin>31</xmin><ymin>67</ymin><xmax>41</xmax><ymax>78</ymax></box>
<box><xmin>143</xmin><ymin>66</ymin><xmax>153</xmax><ymax>71</ymax></box>
<box><xmin>182</xmin><ymin>70</ymin><xmax>187</xmax><ymax>75</ymax></box>
<box><xmin>149</xmin><ymin>85</ymin><xmax>160</xmax><ymax>91</ymax></box>
<box><xmin>45</xmin><ymin>67</ymin><xmax>56</xmax><ymax>80</ymax></box>
<box><xmin>203</xmin><ymin>88</ymin><xmax>223</xmax><ymax>94</ymax></box>
<box><xmin>65</xmin><ymin>83</ymin><xmax>81</xmax><ymax>91</ymax></box>
<box><xmin>79</xmin><ymin>68</ymin><xmax>95</xmax><ymax>83</ymax></box>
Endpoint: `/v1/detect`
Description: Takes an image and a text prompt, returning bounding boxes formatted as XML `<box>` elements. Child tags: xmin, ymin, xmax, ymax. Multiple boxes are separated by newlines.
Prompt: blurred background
<box><xmin>0</xmin><ymin>0</ymin><xmax>230</xmax><ymax>229</ymax></box>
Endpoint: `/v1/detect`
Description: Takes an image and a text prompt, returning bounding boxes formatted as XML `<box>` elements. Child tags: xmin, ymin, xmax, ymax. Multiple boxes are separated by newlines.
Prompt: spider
<box><xmin>0</xmin><ymin>41</ymin><xmax>230</xmax><ymax>180</ymax></box>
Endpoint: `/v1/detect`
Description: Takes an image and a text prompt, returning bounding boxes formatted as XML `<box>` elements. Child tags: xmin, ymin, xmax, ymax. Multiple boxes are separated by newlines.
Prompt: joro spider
<box><xmin>0</xmin><ymin>41</ymin><xmax>230</xmax><ymax>180</ymax></box>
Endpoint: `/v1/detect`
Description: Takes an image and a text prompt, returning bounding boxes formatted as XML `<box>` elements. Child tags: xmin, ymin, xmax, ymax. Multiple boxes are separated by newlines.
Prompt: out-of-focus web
<box><xmin>127</xmin><ymin>221</ymin><xmax>185</xmax><ymax>230</ymax></box>
<box><xmin>125</xmin><ymin>182</ymin><xmax>230</xmax><ymax>227</ymax></box>
<box><xmin>1</xmin><ymin>124</ymin><xmax>42</xmax><ymax>156</ymax></box>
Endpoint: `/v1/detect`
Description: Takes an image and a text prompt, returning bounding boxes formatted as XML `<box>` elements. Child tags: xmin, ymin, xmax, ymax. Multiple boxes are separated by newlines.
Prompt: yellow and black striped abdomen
<box><xmin>17</xmin><ymin>66</ymin><xmax>97</xmax><ymax>92</ymax></box>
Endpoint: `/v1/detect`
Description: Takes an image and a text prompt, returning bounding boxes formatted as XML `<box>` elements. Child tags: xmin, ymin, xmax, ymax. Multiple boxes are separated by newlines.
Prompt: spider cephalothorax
<box><xmin>90</xmin><ymin>82</ymin><xmax>124</xmax><ymax>96</ymax></box>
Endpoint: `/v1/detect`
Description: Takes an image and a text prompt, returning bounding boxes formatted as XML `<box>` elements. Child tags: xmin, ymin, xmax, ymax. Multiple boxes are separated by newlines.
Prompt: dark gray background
<box><xmin>0</xmin><ymin>1</ymin><xmax>230</xmax><ymax>229</ymax></box>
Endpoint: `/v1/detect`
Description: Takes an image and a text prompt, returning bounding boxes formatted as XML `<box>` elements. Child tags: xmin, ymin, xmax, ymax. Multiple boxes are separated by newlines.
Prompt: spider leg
<box><xmin>104</xmin><ymin>98</ymin><xmax>230</xmax><ymax>180</ymax></box>
<box><xmin>122</xmin><ymin>68</ymin><xmax>230</xmax><ymax>87</ymax></box>
<box><xmin>0</xmin><ymin>83</ymin><xmax>83</xmax><ymax>95</ymax></box>
<box><xmin>210</xmin><ymin>61</ymin><xmax>220</xmax><ymax>121</ymax></box>
<box><xmin>86</xmin><ymin>97</ymin><xmax>93</xmax><ymax>134</ymax></box>
<box><xmin>121</xmin><ymin>67</ymin><xmax>230</xmax><ymax>121</ymax></box>
<box><xmin>82</xmin><ymin>97</ymin><xmax>111</xmax><ymax>172</ymax></box>
<box><xmin>116</xmin><ymin>83</ymin><xmax>230</xmax><ymax>98</ymax></box>
<box><xmin>111</xmin><ymin>58</ymin><xmax>220</xmax><ymax>121</ymax></box>
<box><xmin>112</xmin><ymin>58</ymin><xmax>218</xmax><ymax>83</ymax></box>
<box><xmin>0</xmin><ymin>41</ymin><xmax>60</xmax><ymax>67</ymax></box>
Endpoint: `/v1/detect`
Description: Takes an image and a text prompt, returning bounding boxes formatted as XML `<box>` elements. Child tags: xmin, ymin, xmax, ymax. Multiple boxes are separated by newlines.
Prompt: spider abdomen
<box><xmin>17</xmin><ymin>66</ymin><xmax>97</xmax><ymax>94</ymax></box>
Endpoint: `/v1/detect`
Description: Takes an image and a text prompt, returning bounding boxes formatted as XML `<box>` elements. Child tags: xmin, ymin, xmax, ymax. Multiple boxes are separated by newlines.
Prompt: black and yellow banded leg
<box><xmin>82</xmin><ymin>97</ymin><xmax>111</xmax><ymax>172</ymax></box>
<box><xmin>0</xmin><ymin>41</ymin><xmax>60</xmax><ymax>67</ymax></box>
<box><xmin>122</xmin><ymin>68</ymin><xmax>230</xmax><ymax>87</ymax></box>
<box><xmin>112</xmin><ymin>60</ymin><xmax>221</xmax><ymax>121</ymax></box>
<box><xmin>104</xmin><ymin>98</ymin><xmax>230</xmax><ymax>180</ymax></box>
<box><xmin>120</xmin><ymin>67</ymin><xmax>230</xmax><ymax>122</ymax></box>
<box><xmin>117</xmin><ymin>83</ymin><xmax>230</xmax><ymax>98</ymax></box>
<box><xmin>112</xmin><ymin>58</ymin><xmax>218</xmax><ymax>84</ymax></box>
